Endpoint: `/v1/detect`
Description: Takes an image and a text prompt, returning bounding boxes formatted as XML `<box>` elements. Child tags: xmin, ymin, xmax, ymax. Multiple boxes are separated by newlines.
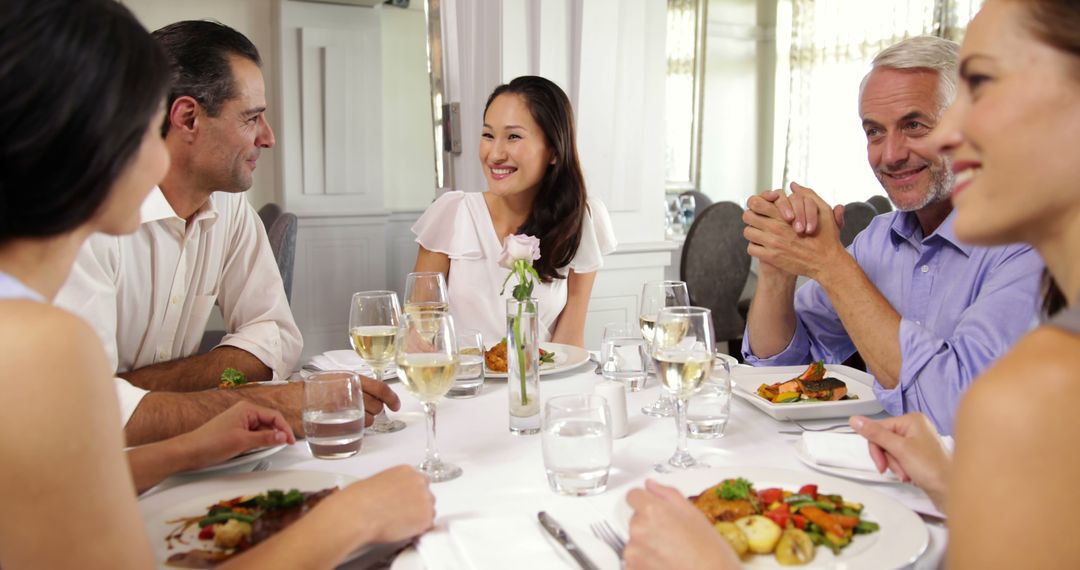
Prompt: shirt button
<box><xmin>170</xmin><ymin>296</ymin><xmax>179</xmax><ymax>305</ymax></box>
<box><xmin>158</xmin><ymin>350</ymin><xmax>170</xmax><ymax>360</ymax></box>
<box><xmin>920</xmin><ymin>265</ymin><xmax>930</xmax><ymax>273</ymax></box>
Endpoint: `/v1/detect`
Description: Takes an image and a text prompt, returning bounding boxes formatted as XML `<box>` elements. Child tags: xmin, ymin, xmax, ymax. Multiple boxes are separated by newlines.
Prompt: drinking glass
<box><xmin>542</xmin><ymin>394</ymin><xmax>613</xmax><ymax>496</ymax></box>
<box><xmin>349</xmin><ymin>290</ymin><xmax>406</xmax><ymax>433</ymax></box>
<box><xmin>396</xmin><ymin>311</ymin><xmax>462</xmax><ymax>482</ymax></box>
<box><xmin>678</xmin><ymin>194</ymin><xmax>697</xmax><ymax>231</ymax></box>
<box><xmin>302</xmin><ymin>371</ymin><xmax>364</xmax><ymax>459</ymax></box>
<box><xmin>687</xmin><ymin>357</ymin><xmax>732</xmax><ymax>439</ymax></box>
<box><xmin>639</xmin><ymin>280</ymin><xmax>690</xmax><ymax>416</ymax></box>
<box><xmin>652</xmin><ymin>306</ymin><xmax>714</xmax><ymax>471</ymax></box>
<box><xmin>403</xmin><ymin>272</ymin><xmax>449</xmax><ymax>315</ymax></box>
<box><xmin>600</xmin><ymin>323</ymin><xmax>649</xmax><ymax>392</ymax></box>
<box><xmin>448</xmin><ymin>328</ymin><xmax>484</xmax><ymax>398</ymax></box>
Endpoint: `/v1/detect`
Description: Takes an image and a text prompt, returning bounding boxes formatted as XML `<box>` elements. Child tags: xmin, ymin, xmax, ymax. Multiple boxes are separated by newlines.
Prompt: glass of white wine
<box><xmin>396</xmin><ymin>311</ymin><xmax>462</xmax><ymax>482</ymax></box>
<box><xmin>349</xmin><ymin>290</ymin><xmax>406</xmax><ymax>434</ymax></box>
<box><xmin>639</xmin><ymin>280</ymin><xmax>690</xmax><ymax>417</ymax></box>
<box><xmin>403</xmin><ymin>272</ymin><xmax>449</xmax><ymax>315</ymax></box>
<box><xmin>652</xmin><ymin>306</ymin><xmax>714</xmax><ymax>472</ymax></box>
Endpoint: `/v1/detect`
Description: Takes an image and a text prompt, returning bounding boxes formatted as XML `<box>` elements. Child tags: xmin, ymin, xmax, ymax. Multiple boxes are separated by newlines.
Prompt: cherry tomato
<box><xmin>798</xmin><ymin>484</ymin><xmax>818</xmax><ymax>500</ymax></box>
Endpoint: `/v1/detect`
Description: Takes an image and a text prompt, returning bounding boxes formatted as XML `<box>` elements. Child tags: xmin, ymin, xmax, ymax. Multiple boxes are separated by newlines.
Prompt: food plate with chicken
<box><xmin>483</xmin><ymin>341</ymin><xmax>589</xmax><ymax>379</ymax></box>
<box><xmin>139</xmin><ymin>470</ymin><xmax>357</xmax><ymax>569</ymax></box>
<box><xmin>731</xmin><ymin>364</ymin><xmax>883</xmax><ymax>420</ymax></box>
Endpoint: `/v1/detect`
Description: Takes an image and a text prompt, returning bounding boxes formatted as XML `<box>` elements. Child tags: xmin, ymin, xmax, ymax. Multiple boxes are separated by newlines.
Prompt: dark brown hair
<box><xmin>484</xmin><ymin>76</ymin><xmax>588</xmax><ymax>282</ymax></box>
<box><xmin>1017</xmin><ymin>0</ymin><xmax>1080</xmax><ymax>314</ymax></box>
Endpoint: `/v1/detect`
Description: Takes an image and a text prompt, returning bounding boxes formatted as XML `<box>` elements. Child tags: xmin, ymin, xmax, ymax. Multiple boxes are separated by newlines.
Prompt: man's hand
<box><xmin>850</xmin><ymin>414</ymin><xmax>950</xmax><ymax>512</ymax></box>
<box><xmin>744</xmin><ymin>183</ymin><xmax>849</xmax><ymax>281</ymax></box>
<box><xmin>753</xmin><ymin>183</ymin><xmax>845</xmax><ymax>236</ymax></box>
<box><xmin>175</xmin><ymin>401</ymin><xmax>296</xmax><ymax>470</ymax></box>
<box><xmin>360</xmin><ymin>377</ymin><xmax>400</xmax><ymax>426</ymax></box>
<box><xmin>624</xmin><ymin>480</ymin><xmax>741</xmax><ymax>570</ymax></box>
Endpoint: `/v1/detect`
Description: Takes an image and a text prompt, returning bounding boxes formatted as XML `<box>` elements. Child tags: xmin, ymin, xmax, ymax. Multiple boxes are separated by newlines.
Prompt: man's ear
<box><xmin>168</xmin><ymin>96</ymin><xmax>200</xmax><ymax>140</ymax></box>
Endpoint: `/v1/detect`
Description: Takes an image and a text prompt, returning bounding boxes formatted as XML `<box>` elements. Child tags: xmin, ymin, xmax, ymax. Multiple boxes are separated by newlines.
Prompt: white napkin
<box><xmin>424</xmin><ymin>515</ymin><xmax>572</xmax><ymax>570</ymax></box>
<box><xmin>308</xmin><ymin>350</ymin><xmax>396</xmax><ymax>378</ymax></box>
<box><xmin>801</xmin><ymin>432</ymin><xmax>880</xmax><ymax>472</ymax></box>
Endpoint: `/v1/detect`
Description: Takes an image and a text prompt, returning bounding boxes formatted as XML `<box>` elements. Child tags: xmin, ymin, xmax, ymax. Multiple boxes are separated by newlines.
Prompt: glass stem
<box><xmin>675</xmin><ymin>396</ymin><xmax>689</xmax><ymax>457</ymax></box>
<box><xmin>371</xmin><ymin>367</ymin><xmax>389</xmax><ymax>422</ymax></box>
<box><xmin>423</xmin><ymin>401</ymin><xmax>439</xmax><ymax>464</ymax></box>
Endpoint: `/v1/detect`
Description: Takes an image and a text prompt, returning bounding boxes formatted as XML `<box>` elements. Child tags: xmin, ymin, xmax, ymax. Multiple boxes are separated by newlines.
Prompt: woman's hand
<box><xmin>850</xmin><ymin>414</ymin><xmax>951</xmax><ymax>511</ymax></box>
<box><xmin>339</xmin><ymin>465</ymin><xmax>436</xmax><ymax>544</ymax></box>
<box><xmin>624</xmin><ymin>480</ymin><xmax>742</xmax><ymax>570</ymax></box>
<box><xmin>178</xmin><ymin>401</ymin><xmax>296</xmax><ymax>470</ymax></box>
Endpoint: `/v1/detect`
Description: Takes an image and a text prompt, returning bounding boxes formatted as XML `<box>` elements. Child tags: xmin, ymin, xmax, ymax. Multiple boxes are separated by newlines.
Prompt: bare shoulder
<box><xmin>0</xmin><ymin>300</ymin><xmax>111</xmax><ymax>393</ymax></box>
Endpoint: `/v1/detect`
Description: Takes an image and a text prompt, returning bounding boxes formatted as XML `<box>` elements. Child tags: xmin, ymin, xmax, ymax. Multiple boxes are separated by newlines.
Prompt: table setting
<box><xmin>139</xmin><ymin>277</ymin><xmax>948</xmax><ymax>570</ymax></box>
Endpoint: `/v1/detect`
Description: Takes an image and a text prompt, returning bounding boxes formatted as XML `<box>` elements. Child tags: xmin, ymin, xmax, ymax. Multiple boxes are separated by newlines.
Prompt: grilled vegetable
<box><xmin>713</xmin><ymin>522</ymin><xmax>749</xmax><ymax>558</ymax></box>
<box><xmin>735</xmin><ymin>515</ymin><xmax>783</xmax><ymax>554</ymax></box>
<box><xmin>795</xmin><ymin>361</ymin><xmax>826</xmax><ymax>381</ymax></box>
<box><xmin>775</xmin><ymin>528</ymin><xmax>815</xmax><ymax>565</ymax></box>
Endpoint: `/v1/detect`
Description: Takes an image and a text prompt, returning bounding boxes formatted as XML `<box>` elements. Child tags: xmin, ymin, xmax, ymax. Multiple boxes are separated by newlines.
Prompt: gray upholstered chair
<box><xmin>258</xmin><ymin>202</ymin><xmax>283</xmax><ymax>232</ymax></box>
<box><xmin>840</xmin><ymin>201</ymin><xmax>878</xmax><ymax>247</ymax></box>
<box><xmin>267</xmin><ymin>212</ymin><xmax>298</xmax><ymax>303</ymax></box>
<box><xmin>680</xmin><ymin>202</ymin><xmax>752</xmax><ymax>356</ymax></box>
<box><xmin>866</xmin><ymin>194</ymin><xmax>892</xmax><ymax>214</ymax></box>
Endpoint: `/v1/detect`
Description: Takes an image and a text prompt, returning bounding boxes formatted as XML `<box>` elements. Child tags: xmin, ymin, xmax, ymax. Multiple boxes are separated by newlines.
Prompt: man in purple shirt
<box><xmin>741</xmin><ymin>36</ymin><xmax>1043</xmax><ymax>434</ymax></box>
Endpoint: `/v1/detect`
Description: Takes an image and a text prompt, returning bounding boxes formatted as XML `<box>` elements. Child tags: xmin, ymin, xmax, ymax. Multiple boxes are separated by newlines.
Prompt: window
<box><xmin>664</xmin><ymin>0</ymin><xmax>707</xmax><ymax>191</ymax></box>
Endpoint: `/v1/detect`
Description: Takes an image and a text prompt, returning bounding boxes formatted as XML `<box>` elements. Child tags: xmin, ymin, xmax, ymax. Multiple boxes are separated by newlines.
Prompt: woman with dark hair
<box><xmin>620</xmin><ymin>1</ymin><xmax>1080</xmax><ymax>568</ymax></box>
<box><xmin>412</xmin><ymin>76</ymin><xmax>616</xmax><ymax>348</ymax></box>
<box><xmin>0</xmin><ymin>0</ymin><xmax>433</xmax><ymax>567</ymax></box>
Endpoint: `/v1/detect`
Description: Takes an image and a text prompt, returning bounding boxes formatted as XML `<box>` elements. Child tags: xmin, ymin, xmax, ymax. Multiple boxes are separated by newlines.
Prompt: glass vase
<box><xmin>507</xmin><ymin>298</ymin><xmax>541</xmax><ymax>434</ymax></box>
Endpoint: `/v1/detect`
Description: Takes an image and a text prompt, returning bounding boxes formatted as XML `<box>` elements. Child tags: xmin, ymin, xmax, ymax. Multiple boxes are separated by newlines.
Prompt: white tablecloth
<box><xmin>150</xmin><ymin>365</ymin><xmax>947</xmax><ymax>569</ymax></box>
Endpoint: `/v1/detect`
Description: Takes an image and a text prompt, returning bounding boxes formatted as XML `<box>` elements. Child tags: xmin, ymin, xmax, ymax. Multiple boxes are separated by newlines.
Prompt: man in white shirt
<box><xmin>56</xmin><ymin>20</ymin><xmax>398</xmax><ymax>445</ymax></box>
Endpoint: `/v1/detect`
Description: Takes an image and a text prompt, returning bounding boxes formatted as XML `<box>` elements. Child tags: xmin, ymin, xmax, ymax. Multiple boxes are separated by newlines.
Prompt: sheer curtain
<box><xmin>778</xmin><ymin>0</ymin><xmax>980</xmax><ymax>206</ymax></box>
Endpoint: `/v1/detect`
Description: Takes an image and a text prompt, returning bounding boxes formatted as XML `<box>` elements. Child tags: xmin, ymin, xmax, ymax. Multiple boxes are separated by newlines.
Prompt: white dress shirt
<box><xmin>55</xmin><ymin>188</ymin><xmax>303</xmax><ymax>424</ymax></box>
<box><xmin>411</xmin><ymin>191</ymin><xmax>617</xmax><ymax>345</ymax></box>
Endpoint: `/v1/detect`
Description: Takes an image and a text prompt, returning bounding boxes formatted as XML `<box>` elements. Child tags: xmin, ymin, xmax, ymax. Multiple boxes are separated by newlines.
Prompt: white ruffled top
<box><xmin>411</xmin><ymin>191</ymin><xmax>617</xmax><ymax>345</ymax></box>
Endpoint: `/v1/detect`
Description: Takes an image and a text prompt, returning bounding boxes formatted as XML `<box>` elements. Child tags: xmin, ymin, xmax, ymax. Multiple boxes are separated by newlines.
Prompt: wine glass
<box><xmin>639</xmin><ymin>280</ymin><xmax>691</xmax><ymax>417</ymax></box>
<box><xmin>349</xmin><ymin>290</ymin><xmax>406</xmax><ymax>433</ymax></box>
<box><xmin>396</xmin><ymin>311</ymin><xmax>462</xmax><ymax>482</ymax></box>
<box><xmin>403</xmin><ymin>272</ymin><xmax>449</xmax><ymax>315</ymax></box>
<box><xmin>651</xmin><ymin>306</ymin><xmax>714</xmax><ymax>472</ymax></box>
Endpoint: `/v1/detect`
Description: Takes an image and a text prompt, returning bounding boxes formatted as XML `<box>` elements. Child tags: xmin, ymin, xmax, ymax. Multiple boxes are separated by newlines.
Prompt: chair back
<box><xmin>840</xmin><ymin>201</ymin><xmax>878</xmax><ymax>247</ymax></box>
<box><xmin>679</xmin><ymin>190</ymin><xmax>714</xmax><ymax>214</ymax></box>
<box><xmin>866</xmin><ymin>195</ymin><xmax>892</xmax><ymax>214</ymax></box>
<box><xmin>680</xmin><ymin>202</ymin><xmax>752</xmax><ymax>342</ymax></box>
<box><xmin>258</xmin><ymin>202</ymin><xmax>283</xmax><ymax>232</ymax></box>
<box><xmin>267</xmin><ymin>212</ymin><xmax>298</xmax><ymax>302</ymax></box>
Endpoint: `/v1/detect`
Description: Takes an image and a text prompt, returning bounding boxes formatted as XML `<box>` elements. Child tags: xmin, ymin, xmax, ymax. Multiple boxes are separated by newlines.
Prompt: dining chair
<box><xmin>840</xmin><ymin>201</ymin><xmax>878</xmax><ymax>248</ymax></box>
<box><xmin>680</xmin><ymin>201</ymin><xmax>752</xmax><ymax>356</ymax></box>
<box><xmin>679</xmin><ymin>190</ymin><xmax>714</xmax><ymax>215</ymax></box>
<box><xmin>866</xmin><ymin>194</ymin><xmax>892</xmax><ymax>214</ymax></box>
<box><xmin>258</xmin><ymin>202</ymin><xmax>283</xmax><ymax>232</ymax></box>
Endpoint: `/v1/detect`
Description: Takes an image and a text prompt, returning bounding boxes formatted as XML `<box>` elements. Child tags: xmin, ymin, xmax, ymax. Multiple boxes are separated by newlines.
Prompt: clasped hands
<box><xmin>743</xmin><ymin>182</ymin><xmax>848</xmax><ymax>281</ymax></box>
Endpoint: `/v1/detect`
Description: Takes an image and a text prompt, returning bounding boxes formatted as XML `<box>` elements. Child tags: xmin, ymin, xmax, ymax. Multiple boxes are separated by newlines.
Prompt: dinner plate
<box><xmin>731</xmin><ymin>364</ymin><xmax>883</xmax><ymax>420</ymax></box>
<box><xmin>795</xmin><ymin>439</ymin><xmax>900</xmax><ymax>484</ymax></box>
<box><xmin>484</xmin><ymin>342</ymin><xmax>590</xmax><ymax>378</ymax></box>
<box><xmin>139</xmin><ymin>470</ymin><xmax>357</xmax><ymax>569</ymax></box>
<box><xmin>178</xmin><ymin>443</ymin><xmax>289</xmax><ymax>476</ymax></box>
<box><xmin>614</xmin><ymin>466</ymin><xmax>928</xmax><ymax>570</ymax></box>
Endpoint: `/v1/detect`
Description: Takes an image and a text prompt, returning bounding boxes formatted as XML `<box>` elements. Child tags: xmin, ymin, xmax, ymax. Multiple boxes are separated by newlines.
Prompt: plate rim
<box><xmin>483</xmin><ymin>341</ymin><xmax>590</xmax><ymax>378</ymax></box>
<box><xmin>177</xmin><ymin>443</ymin><xmax>289</xmax><ymax>476</ymax></box>
<box><xmin>613</xmin><ymin>465</ymin><xmax>928</xmax><ymax>570</ymax></box>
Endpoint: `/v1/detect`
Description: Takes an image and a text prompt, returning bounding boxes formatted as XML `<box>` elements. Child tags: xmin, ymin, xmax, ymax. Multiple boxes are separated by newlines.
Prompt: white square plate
<box><xmin>731</xmin><ymin>364</ymin><xmax>883</xmax><ymax>420</ymax></box>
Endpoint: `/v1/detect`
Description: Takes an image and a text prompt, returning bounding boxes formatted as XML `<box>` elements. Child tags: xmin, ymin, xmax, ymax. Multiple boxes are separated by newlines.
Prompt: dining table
<box><xmin>145</xmin><ymin>361</ymin><xmax>948</xmax><ymax>570</ymax></box>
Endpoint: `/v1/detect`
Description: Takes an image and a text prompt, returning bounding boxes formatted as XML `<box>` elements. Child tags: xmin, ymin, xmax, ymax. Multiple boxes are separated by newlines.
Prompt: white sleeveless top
<box><xmin>411</xmin><ymin>191</ymin><xmax>617</xmax><ymax>345</ymax></box>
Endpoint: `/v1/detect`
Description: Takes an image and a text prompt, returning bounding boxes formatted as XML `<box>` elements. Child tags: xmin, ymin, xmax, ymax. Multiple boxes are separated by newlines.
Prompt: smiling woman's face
<box><xmin>933</xmin><ymin>0</ymin><xmax>1080</xmax><ymax>247</ymax></box>
<box><xmin>479</xmin><ymin>93</ymin><xmax>553</xmax><ymax>201</ymax></box>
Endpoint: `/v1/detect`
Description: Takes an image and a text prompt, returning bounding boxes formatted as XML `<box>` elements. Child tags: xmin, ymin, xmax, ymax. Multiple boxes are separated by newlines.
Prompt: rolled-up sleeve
<box><xmin>742</xmin><ymin>280</ymin><xmax>856</xmax><ymax>366</ymax></box>
<box><xmin>114</xmin><ymin>377</ymin><xmax>149</xmax><ymax>426</ymax></box>
<box><xmin>880</xmin><ymin>247</ymin><xmax>1043</xmax><ymax>434</ymax></box>
<box><xmin>215</xmin><ymin>197</ymin><xmax>303</xmax><ymax>379</ymax></box>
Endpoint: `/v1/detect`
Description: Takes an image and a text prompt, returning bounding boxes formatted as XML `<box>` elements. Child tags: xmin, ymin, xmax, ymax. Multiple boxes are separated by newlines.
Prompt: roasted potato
<box><xmin>713</xmin><ymin>521</ymin><xmax>749</xmax><ymax>558</ymax></box>
<box><xmin>775</xmin><ymin>528</ymin><xmax>815</xmax><ymax>566</ymax></box>
<box><xmin>735</xmin><ymin>515</ymin><xmax>783</xmax><ymax>554</ymax></box>
<box><xmin>213</xmin><ymin>519</ymin><xmax>252</xmax><ymax>549</ymax></box>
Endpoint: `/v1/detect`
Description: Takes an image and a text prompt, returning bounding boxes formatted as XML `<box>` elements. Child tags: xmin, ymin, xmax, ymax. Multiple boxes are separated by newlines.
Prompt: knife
<box><xmin>537</xmin><ymin>511</ymin><xmax>601</xmax><ymax>570</ymax></box>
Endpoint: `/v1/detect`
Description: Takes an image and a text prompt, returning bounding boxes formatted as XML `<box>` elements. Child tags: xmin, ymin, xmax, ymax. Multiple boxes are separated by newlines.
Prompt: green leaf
<box><xmin>220</xmin><ymin>367</ymin><xmax>247</xmax><ymax>386</ymax></box>
<box><xmin>716</xmin><ymin>478</ymin><xmax>753</xmax><ymax>501</ymax></box>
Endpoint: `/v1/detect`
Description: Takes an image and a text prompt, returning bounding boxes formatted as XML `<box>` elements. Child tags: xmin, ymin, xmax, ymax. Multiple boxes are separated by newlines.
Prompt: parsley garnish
<box><xmin>716</xmin><ymin>478</ymin><xmax>753</xmax><ymax>500</ymax></box>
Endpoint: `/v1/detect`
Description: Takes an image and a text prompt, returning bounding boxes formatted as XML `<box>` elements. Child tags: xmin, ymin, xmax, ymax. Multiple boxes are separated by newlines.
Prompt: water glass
<box><xmin>449</xmin><ymin>328</ymin><xmax>484</xmax><ymax>398</ymax></box>
<box><xmin>302</xmin><ymin>371</ymin><xmax>364</xmax><ymax>459</ymax></box>
<box><xmin>687</xmin><ymin>358</ymin><xmax>732</xmax><ymax>439</ymax></box>
<box><xmin>600</xmin><ymin>323</ymin><xmax>648</xmax><ymax>392</ymax></box>
<box><xmin>678</xmin><ymin>194</ymin><xmax>697</xmax><ymax>231</ymax></box>
<box><xmin>542</xmin><ymin>394</ymin><xmax>613</xmax><ymax>496</ymax></box>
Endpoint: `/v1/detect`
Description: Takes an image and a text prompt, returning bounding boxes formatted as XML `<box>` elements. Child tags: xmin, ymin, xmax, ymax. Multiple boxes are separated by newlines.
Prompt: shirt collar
<box><xmin>888</xmin><ymin>209</ymin><xmax>972</xmax><ymax>257</ymax></box>
<box><xmin>139</xmin><ymin>186</ymin><xmax>219</xmax><ymax>226</ymax></box>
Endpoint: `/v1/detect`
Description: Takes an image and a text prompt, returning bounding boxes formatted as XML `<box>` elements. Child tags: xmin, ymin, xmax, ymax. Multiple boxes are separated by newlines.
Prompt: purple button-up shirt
<box><xmin>742</xmin><ymin>210</ymin><xmax>1043</xmax><ymax>434</ymax></box>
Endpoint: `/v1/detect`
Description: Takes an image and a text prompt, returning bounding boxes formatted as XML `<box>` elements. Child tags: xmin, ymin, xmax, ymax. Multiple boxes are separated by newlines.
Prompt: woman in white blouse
<box><xmin>412</xmin><ymin>76</ymin><xmax>616</xmax><ymax>348</ymax></box>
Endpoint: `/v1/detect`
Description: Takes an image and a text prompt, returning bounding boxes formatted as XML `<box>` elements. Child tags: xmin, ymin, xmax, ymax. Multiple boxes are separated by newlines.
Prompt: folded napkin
<box><xmin>308</xmin><ymin>350</ymin><xmax>396</xmax><ymax>378</ymax></box>
<box><xmin>419</xmin><ymin>515</ymin><xmax>573</xmax><ymax>570</ymax></box>
<box><xmin>801</xmin><ymin>431</ymin><xmax>880</xmax><ymax>472</ymax></box>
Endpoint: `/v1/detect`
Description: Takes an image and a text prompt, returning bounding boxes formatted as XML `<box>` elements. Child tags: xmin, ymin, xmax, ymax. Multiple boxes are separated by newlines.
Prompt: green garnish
<box><xmin>254</xmin><ymin>488</ymin><xmax>305</xmax><ymax>510</ymax></box>
<box><xmin>716</xmin><ymin>477</ymin><xmax>753</xmax><ymax>500</ymax></box>
<box><xmin>220</xmin><ymin>367</ymin><xmax>247</xmax><ymax>387</ymax></box>
<box><xmin>539</xmin><ymin>350</ymin><xmax>556</xmax><ymax>364</ymax></box>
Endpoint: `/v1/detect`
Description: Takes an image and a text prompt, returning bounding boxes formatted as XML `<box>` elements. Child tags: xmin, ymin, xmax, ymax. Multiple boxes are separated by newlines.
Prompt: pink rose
<box><xmin>498</xmin><ymin>234</ymin><xmax>541</xmax><ymax>270</ymax></box>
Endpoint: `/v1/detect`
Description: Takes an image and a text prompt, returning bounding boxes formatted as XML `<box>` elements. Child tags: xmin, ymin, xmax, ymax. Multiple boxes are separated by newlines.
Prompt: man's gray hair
<box><xmin>860</xmin><ymin>35</ymin><xmax>961</xmax><ymax>114</ymax></box>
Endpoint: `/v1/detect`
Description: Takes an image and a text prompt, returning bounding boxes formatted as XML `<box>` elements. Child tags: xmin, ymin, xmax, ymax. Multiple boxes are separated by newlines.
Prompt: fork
<box><xmin>791</xmin><ymin>420</ymin><xmax>853</xmax><ymax>432</ymax></box>
<box><xmin>590</xmin><ymin>520</ymin><xmax>625</xmax><ymax>561</ymax></box>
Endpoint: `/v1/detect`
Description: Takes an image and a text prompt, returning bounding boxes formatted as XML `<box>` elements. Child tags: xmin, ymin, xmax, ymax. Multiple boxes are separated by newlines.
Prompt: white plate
<box><xmin>614</xmin><ymin>466</ymin><xmax>927</xmax><ymax>570</ymax></box>
<box><xmin>795</xmin><ymin>439</ymin><xmax>900</xmax><ymax>484</ymax></box>
<box><xmin>484</xmin><ymin>342</ymin><xmax>590</xmax><ymax>379</ymax></box>
<box><xmin>178</xmin><ymin>444</ymin><xmax>289</xmax><ymax>476</ymax></box>
<box><xmin>732</xmin><ymin>364</ymin><xmax>883</xmax><ymax>420</ymax></box>
<box><xmin>139</xmin><ymin>470</ymin><xmax>357</xmax><ymax>569</ymax></box>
